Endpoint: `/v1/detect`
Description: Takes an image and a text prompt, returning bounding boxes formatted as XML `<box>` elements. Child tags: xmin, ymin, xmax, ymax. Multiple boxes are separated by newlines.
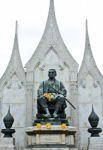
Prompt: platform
<box><xmin>25</xmin><ymin>125</ymin><xmax>77</xmax><ymax>149</ymax></box>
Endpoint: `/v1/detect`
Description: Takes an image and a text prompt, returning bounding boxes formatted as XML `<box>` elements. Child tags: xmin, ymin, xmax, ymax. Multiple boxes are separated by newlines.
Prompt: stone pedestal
<box><xmin>25</xmin><ymin>125</ymin><xmax>78</xmax><ymax>150</ymax></box>
<box><xmin>0</xmin><ymin>138</ymin><xmax>16</xmax><ymax>150</ymax></box>
<box><xmin>88</xmin><ymin>137</ymin><xmax>103</xmax><ymax>150</ymax></box>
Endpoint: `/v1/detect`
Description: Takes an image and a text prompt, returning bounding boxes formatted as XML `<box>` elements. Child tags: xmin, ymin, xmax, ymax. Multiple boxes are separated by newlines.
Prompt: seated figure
<box><xmin>37</xmin><ymin>69</ymin><xmax>67</xmax><ymax>119</ymax></box>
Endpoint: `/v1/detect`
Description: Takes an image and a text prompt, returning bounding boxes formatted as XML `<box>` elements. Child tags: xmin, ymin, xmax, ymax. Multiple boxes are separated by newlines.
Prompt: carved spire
<box><xmin>39</xmin><ymin>0</ymin><xmax>61</xmax><ymax>42</ymax></box>
<box><xmin>0</xmin><ymin>21</ymin><xmax>25</xmax><ymax>87</ymax></box>
<box><xmin>11</xmin><ymin>21</ymin><xmax>21</xmax><ymax>66</ymax></box>
<box><xmin>46</xmin><ymin>0</ymin><xmax>57</xmax><ymax>29</ymax></box>
<box><xmin>13</xmin><ymin>20</ymin><xmax>19</xmax><ymax>51</ymax></box>
<box><xmin>9</xmin><ymin>21</ymin><xmax>25</xmax><ymax>81</ymax></box>
<box><xmin>8</xmin><ymin>21</ymin><xmax>25</xmax><ymax>78</ymax></box>
<box><xmin>85</xmin><ymin>20</ymin><xmax>91</xmax><ymax>50</ymax></box>
<box><xmin>15</xmin><ymin>20</ymin><xmax>18</xmax><ymax>35</ymax></box>
<box><xmin>25</xmin><ymin>0</ymin><xmax>78</xmax><ymax>71</ymax></box>
<box><xmin>48</xmin><ymin>0</ymin><xmax>55</xmax><ymax>18</ymax></box>
<box><xmin>78</xmin><ymin>20</ymin><xmax>102</xmax><ymax>81</ymax></box>
<box><xmin>84</xmin><ymin>19</ymin><xmax>93</xmax><ymax>58</ymax></box>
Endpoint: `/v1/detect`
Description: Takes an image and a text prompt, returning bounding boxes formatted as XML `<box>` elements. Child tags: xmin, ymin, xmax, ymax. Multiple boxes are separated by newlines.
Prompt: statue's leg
<box><xmin>53</xmin><ymin>97</ymin><xmax>67</xmax><ymax>118</ymax></box>
<box><xmin>38</xmin><ymin>96</ymin><xmax>51</xmax><ymax>118</ymax></box>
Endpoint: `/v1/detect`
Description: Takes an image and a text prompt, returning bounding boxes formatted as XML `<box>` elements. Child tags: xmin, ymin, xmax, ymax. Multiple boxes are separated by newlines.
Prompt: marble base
<box><xmin>25</xmin><ymin>125</ymin><xmax>77</xmax><ymax>149</ymax></box>
<box><xmin>0</xmin><ymin>138</ymin><xmax>16</xmax><ymax>150</ymax></box>
<box><xmin>88</xmin><ymin>137</ymin><xmax>103</xmax><ymax>150</ymax></box>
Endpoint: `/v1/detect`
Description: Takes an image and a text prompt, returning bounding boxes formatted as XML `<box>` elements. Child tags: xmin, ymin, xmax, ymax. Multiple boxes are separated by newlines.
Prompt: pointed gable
<box><xmin>78</xmin><ymin>20</ymin><xmax>103</xmax><ymax>85</ymax></box>
<box><xmin>0</xmin><ymin>21</ymin><xmax>25</xmax><ymax>89</ymax></box>
<box><xmin>25</xmin><ymin>0</ymin><xmax>78</xmax><ymax>72</ymax></box>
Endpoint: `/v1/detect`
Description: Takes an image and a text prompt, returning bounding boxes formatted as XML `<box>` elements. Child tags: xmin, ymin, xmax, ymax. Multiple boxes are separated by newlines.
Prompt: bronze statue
<box><xmin>37</xmin><ymin>69</ymin><xmax>67</xmax><ymax>119</ymax></box>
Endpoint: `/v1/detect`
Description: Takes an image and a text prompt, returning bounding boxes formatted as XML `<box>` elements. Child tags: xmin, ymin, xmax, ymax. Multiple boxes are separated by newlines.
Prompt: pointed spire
<box><xmin>85</xmin><ymin>19</ymin><xmax>91</xmax><ymax>51</ymax></box>
<box><xmin>9</xmin><ymin>20</ymin><xmax>25</xmax><ymax>80</ymax></box>
<box><xmin>83</xmin><ymin>19</ymin><xmax>96</xmax><ymax>63</ymax></box>
<box><xmin>44</xmin><ymin>0</ymin><xmax>58</xmax><ymax>37</ymax></box>
<box><xmin>13</xmin><ymin>20</ymin><xmax>19</xmax><ymax>52</ymax></box>
<box><xmin>15</xmin><ymin>20</ymin><xmax>18</xmax><ymax>35</ymax></box>
<box><xmin>8</xmin><ymin>20</ymin><xmax>23</xmax><ymax>70</ymax></box>
<box><xmin>10</xmin><ymin>20</ymin><xmax>22</xmax><ymax>67</ymax></box>
<box><xmin>25</xmin><ymin>0</ymin><xmax>78</xmax><ymax>70</ymax></box>
<box><xmin>49</xmin><ymin>0</ymin><xmax>55</xmax><ymax>17</ymax></box>
<box><xmin>47</xmin><ymin>0</ymin><xmax>56</xmax><ymax>22</ymax></box>
<box><xmin>0</xmin><ymin>21</ymin><xmax>25</xmax><ymax>86</ymax></box>
<box><xmin>78</xmin><ymin>19</ymin><xmax>103</xmax><ymax>83</ymax></box>
<box><xmin>79</xmin><ymin>19</ymin><xmax>95</xmax><ymax>73</ymax></box>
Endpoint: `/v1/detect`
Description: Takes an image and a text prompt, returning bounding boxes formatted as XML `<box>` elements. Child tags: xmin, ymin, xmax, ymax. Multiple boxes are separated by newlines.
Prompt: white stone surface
<box><xmin>26</xmin><ymin>126</ymin><xmax>76</xmax><ymax>146</ymax></box>
<box><xmin>0</xmin><ymin>138</ymin><xmax>16</xmax><ymax>150</ymax></box>
<box><xmin>26</xmin><ymin>126</ymin><xmax>76</xmax><ymax>132</ymax></box>
<box><xmin>88</xmin><ymin>137</ymin><xmax>103</xmax><ymax>150</ymax></box>
<box><xmin>3</xmin><ymin>74</ymin><xmax>25</xmax><ymax>104</ymax></box>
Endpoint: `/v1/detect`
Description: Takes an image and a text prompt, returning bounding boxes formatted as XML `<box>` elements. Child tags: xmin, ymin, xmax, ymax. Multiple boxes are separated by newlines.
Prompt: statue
<box><xmin>37</xmin><ymin>69</ymin><xmax>67</xmax><ymax>119</ymax></box>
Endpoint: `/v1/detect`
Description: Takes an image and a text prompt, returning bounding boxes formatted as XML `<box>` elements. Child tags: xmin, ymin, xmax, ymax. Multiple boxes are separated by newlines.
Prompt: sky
<box><xmin>0</xmin><ymin>0</ymin><xmax>103</xmax><ymax>77</ymax></box>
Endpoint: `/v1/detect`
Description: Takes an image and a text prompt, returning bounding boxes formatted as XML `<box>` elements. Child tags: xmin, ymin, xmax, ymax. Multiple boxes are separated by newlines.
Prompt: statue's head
<box><xmin>48</xmin><ymin>69</ymin><xmax>57</xmax><ymax>79</ymax></box>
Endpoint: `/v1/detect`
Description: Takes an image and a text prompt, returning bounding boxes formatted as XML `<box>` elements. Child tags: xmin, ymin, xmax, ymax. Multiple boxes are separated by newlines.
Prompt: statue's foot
<box><xmin>43</xmin><ymin>113</ymin><xmax>51</xmax><ymax>118</ymax></box>
<box><xmin>53</xmin><ymin>112</ymin><xmax>59</xmax><ymax>118</ymax></box>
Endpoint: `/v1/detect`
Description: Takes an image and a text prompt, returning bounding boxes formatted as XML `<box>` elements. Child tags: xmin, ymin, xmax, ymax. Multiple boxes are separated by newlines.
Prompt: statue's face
<box><xmin>48</xmin><ymin>69</ymin><xmax>56</xmax><ymax>79</ymax></box>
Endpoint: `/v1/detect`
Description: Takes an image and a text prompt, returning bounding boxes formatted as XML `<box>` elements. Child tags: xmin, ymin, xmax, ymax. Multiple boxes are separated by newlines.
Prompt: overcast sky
<box><xmin>0</xmin><ymin>0</ymin><xmax>103</xmax><ymax>77</ymax></box>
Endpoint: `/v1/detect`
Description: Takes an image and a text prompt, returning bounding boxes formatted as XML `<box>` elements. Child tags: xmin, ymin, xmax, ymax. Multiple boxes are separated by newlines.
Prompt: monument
<box><xmin>37</xmin><ymin>69</ymin><xmax>67</xmax><ymax>119</ymax></box>
<box><xmin>26</xmin><ymin>69</ymin><xmax>77</xmax><ymax>149</ymax></box>
<box><xmin>33</xmin><ymin>69</ymin><xmax>76</xmax><ymax>125</ymax></box>
<box><xmin>0</xmin><ymin>0</ymin><xmax>103</xmax><ymax>149</ymax></box>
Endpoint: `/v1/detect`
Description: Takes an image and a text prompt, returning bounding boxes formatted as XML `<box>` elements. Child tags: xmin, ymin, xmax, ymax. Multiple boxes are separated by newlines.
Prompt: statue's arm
<box><xmin>60</xmin><ymin>82</ymin><xmax>67</xmax><ymax>97</ymax></box>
